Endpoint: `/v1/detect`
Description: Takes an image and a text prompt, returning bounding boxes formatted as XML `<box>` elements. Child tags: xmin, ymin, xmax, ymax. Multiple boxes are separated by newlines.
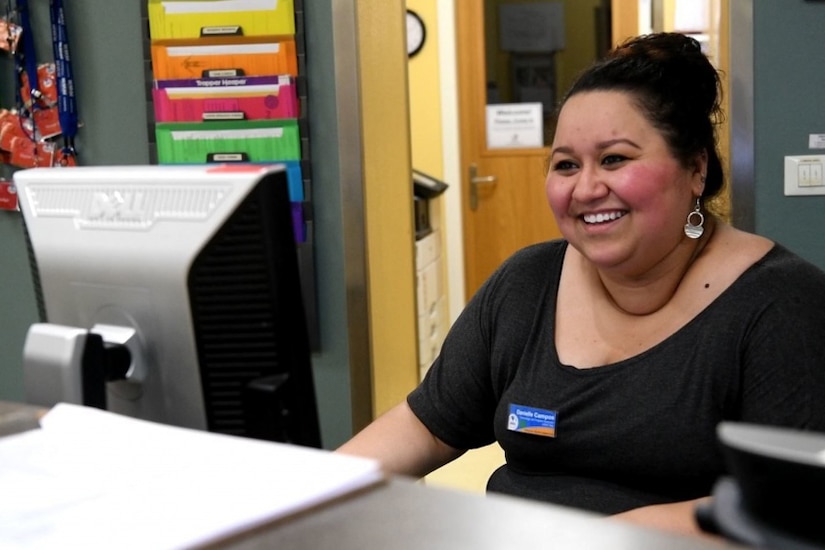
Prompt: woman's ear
<box><xmin>693</xmin><ymin>150</ymin><xmax>709</xmax><ymax>195</ymax></box>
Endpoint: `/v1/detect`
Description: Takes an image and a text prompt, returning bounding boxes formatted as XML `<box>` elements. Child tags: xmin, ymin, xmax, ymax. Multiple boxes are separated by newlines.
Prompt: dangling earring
<box><xmin>684</xmin><ymin>197</ymin><xmax>704</xmax><ymax>239</ymax></box>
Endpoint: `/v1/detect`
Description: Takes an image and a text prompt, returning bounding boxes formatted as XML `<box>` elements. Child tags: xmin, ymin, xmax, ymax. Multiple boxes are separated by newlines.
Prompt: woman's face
<box><xmin>545</xmin><ymin>90</ymin><xmax>705</xmax><ymax>275</ymax></box>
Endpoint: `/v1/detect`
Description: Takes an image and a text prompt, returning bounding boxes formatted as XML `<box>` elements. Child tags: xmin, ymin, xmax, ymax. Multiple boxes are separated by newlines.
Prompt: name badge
<box><xmin>507</xmin><ymin>404</ymin><xmax>557</xmax><ymax>437</ymax></box>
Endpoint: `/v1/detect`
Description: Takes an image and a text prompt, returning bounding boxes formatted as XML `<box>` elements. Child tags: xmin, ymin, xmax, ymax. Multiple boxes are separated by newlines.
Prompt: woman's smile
<box><xmin>582</xmin><ymin>210</ymin><xmax>627</xmax><ymax>225</ymax></box>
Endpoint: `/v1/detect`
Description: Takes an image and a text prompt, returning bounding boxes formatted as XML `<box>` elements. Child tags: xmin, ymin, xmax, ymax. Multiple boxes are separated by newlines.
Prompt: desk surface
<box><xmin>0</xmin><ymin>401</ymin><xmax>738</xmax><ymax>549</ymax></box>
<box><xmin>218</xmin><ymin>477</ymin><xmax>738</xmax><ymax>550</ymax></box>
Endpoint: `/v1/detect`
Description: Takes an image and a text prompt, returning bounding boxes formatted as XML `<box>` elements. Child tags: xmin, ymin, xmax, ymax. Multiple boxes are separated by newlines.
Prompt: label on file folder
<box><xmin>201</xmin><ymin>26</ymin><xmax>242</xmax><ymax>37</ymax></box>
<box><xmin>204</xmin><ymin>69</ymin><xmax>245</xmax><ymax>78</ymax></box>
<box><xmin>203</xmin><ymin>112</ymin><xmax>245</xmax><ymax>121</ymax></box>
<box><xmin>207</xmin><ymin>152</ymin><xmax>248</xmax><ymax>163</ymax></box>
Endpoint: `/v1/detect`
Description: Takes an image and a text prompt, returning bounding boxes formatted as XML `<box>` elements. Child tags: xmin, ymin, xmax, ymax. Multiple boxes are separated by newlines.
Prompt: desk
<box><xmin>0</xmin><ymin>401</ymin><xmax>738</xmax><ymax>549</ymax></box>
<box><xmin>219</xmin><ymin>477</ymin><xmax>741</xmax><ymax>550</ymax></box>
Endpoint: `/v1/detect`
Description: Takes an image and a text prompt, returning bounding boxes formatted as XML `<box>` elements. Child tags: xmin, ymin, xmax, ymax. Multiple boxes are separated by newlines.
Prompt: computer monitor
<box><xmin>14</xmin><ymin>164</ymin><xmax>321</xmax><ymax>448</ymax></box>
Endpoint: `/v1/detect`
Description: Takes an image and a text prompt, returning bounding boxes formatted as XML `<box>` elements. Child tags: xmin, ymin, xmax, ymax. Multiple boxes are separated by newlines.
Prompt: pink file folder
<box><xmin>153</xmin><ymin>75</ymin><xmax>298</xmax><ymax>122</ymax></box>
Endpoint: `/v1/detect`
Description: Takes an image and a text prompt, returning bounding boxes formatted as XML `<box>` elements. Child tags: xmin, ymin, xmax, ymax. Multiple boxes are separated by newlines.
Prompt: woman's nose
<box><xmin>571</xmin><ymin>166</ymin><xmax>608</xmax><ymax>202</ymax></box>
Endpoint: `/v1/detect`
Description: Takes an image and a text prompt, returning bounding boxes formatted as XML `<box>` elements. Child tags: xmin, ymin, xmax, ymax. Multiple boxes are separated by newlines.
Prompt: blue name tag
<box><xmin>507</xmin><ymin>404</ymin><xmax>557</xmax><ymax>437</ymax></box>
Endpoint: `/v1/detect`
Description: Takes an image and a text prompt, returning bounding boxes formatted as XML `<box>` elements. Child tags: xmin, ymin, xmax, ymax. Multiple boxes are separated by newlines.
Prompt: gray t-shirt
<box><xmin>408</xmin><ymin>240</ymin><xmax>825</xmax><ymax>514</ymax></box>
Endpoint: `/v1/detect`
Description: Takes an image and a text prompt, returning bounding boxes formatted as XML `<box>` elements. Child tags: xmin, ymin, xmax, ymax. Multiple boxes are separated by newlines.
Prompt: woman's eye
<box><xmin>602</xmin><ymin>154</ymin><xmax>627</xmax><ymax>166</ymax></box>
<box><xmin>552</xmin><ymin>159</ymin><xmax>578</xmax><ymax>172</ymax></box>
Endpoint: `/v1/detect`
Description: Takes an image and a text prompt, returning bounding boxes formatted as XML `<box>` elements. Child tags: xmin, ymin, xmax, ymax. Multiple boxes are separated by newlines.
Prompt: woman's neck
<box><xmin>595</xmin><ymin>219</ymin><xmax>717</xmax><ymax>316</ymax></box>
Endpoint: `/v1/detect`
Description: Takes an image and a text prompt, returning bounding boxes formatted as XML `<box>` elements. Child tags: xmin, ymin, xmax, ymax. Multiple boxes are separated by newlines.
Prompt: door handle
<box><xmin>469</xmin><ymin>164</ymin><xmax>497</xmax><ymax>211</ymax></box>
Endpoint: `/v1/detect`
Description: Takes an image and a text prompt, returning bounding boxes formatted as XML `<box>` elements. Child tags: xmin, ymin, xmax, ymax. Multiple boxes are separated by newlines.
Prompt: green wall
<box><xmin>751</xmin><ymin>1</ymin><xmax>825</xmax><ymax>270</ymax></box>
<box><xmin>0</xmin><ymin>1</ymin><xmax>151</xmax><ymax>404</ymax></box>
<box><xmin>0</xmin><ymin>1</ymin><xmax>356</xmax><ymax>448</ymax></box>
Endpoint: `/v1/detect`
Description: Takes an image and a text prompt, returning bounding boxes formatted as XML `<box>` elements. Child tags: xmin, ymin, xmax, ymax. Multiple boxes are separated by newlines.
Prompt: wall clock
<box><xmin>406</xmin><ymin>9</ymin><xmax>426</xmax><ymax>58</ymax></box>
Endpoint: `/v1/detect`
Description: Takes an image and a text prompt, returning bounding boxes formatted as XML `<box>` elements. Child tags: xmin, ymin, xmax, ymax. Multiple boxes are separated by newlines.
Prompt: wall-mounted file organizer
<box><xmin>144</xmin><ymin>0</ymin><xmax>318</xmax><ymax>348</ymax></box>
<box><xmin>148</xmin><ymin>0</ymin><xmax>295</xmax><ymax>40</ymax></box>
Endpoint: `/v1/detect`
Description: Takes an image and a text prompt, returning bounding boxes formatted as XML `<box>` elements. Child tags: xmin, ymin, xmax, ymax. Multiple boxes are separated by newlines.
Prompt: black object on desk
<box><xmin>697</xmin><ymin>422</ymin><xmax>825</xmax><ymax>549</ymax></box>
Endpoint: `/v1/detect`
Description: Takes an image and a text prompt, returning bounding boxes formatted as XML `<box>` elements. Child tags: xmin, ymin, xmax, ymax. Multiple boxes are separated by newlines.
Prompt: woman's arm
<box><xmin>609</xmin><ymin>498</ymin><xmax>722</xmax><ymax>541</ymax></box>
<box><xmin>336</xmin><ymin>400</ymin><xmax>465</xmax><ymax>478</ymax></box>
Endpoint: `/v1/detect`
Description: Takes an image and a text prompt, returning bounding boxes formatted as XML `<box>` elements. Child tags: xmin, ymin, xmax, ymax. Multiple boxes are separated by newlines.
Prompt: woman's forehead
<box><xmin>554</xmin><ymin>91</ymin><xmax>653</xmax><ymax>143</ymax></box>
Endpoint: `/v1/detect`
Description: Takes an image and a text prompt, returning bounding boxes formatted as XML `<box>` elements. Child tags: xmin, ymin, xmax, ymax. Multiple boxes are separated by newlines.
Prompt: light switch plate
<box><xmin>784</xmin><ymin>155</ymin><xmax>825</xmax><ymax>195</ymax></box>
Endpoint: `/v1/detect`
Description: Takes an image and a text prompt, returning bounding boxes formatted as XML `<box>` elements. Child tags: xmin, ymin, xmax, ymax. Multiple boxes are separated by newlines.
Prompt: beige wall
<box><xmin>406</xmin><ymin>1</ymin><xmax>466</xmax><ymax>328</ymax></box>
<box><xmin>356</xmin><ymin>1</ymin><xmax>420</xmax><ymax>419</ymax></box>
<box><xmin>407</xmin><ymin>1</ymin><xmax>446</xmax><ymax>177</ymax></box>
<box><xmin>407</xmin><ymin>0</ymin><xmax>505</xmax><ymax>494</ymax></box>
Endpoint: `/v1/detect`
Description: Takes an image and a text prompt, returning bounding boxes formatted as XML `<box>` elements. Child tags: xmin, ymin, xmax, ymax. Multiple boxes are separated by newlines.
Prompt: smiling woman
<box><xmin>337</xmin><ymin>32</ymin><xmax>825</xmax><ymax>542</ymax></box>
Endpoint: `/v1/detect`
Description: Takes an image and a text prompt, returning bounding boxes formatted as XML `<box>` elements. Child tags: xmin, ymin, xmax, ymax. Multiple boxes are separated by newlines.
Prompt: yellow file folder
<box><xmin>148</xmin><ymin>0</ymin><xmax>296</xmax><ymax>40</ymax></box>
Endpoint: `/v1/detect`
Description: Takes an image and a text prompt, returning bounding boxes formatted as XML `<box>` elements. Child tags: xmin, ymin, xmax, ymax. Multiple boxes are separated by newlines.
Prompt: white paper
<box><xmin>0</xmin><ymin>404</ymin><xmax>384</xmax><ymax>550</ymax></box>
<box><xmin>809</xmin><ymin>134</ymin><xmax>825</xmax><ymax>149</ymax></box>
<box><xmin>486</xmin><ymin>103</ymin><xmax>544</xmax><ymax>149</ymax></box>
<box><xmin>673</xmin><ymin>1</ymin><xmax>709</xmax><ymax>32</ymax></box>
<box><xmin>161</xmin><ymin>0</ymin><xmax>277</xmax><ymax>15</ymax></box>
<box><xmin>162</xmin><ymin>83</ymin><xmax>285</xmax><ymax>99</ymax></box>
<box><xmin>165</xmin><ymin>43</ymin><xmax>282</xmax><ymax>57</ymax></box>
<box><xmin>170</xmin><ymin>128</ymin><xmax>284</xmax><ymax>140</ymax></box>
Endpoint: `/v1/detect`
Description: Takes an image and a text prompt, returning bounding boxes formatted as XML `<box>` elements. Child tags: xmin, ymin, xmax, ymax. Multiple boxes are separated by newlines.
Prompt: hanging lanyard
<box><xmin>6</xmin><ymin>0</ymin><xmax>39</xmax><ymax>150</ymax></box>
<box><xmin>49</xmin><ymin>0</ymin><xmax>77</xmax><ymax>162</ymax></box>
<box><xmin>5</xmin><ymin>0</ymin><xmax>78</xmax><ymax>166</ymax></box>
<box><xmin>14</xmin><ymin>0</ymin><xmax>41</xmax><ymax>109</ymax></box>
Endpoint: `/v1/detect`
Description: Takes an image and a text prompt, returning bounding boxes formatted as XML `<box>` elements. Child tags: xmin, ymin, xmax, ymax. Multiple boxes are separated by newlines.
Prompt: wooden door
<box><xmin>456</xmin><ymin>1</ymin><xmax>609</xmax><ymax>300</ymax></box>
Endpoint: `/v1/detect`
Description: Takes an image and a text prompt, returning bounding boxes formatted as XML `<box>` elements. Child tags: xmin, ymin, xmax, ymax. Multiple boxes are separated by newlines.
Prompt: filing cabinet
<box><xmin>415</xmin><ymin>229</ymin><xmax>448</xmax><ymax>380</ymax></box>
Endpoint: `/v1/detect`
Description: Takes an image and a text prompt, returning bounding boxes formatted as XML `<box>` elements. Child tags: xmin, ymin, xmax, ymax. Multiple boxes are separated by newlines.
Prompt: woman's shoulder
<box><xmin>720</xmin><ymin>225</ymin><xmax>825</xmax><ymax>293</ymax></box>
<box><xmin>493</xmin><ymin>240</ymin><xmax>567</xmax><ymax>280</ymax></box>
<box><xmin>506</xmin><ymin>239</ymin><xmax>568</xmax><ymax>265</ymax></box>
<box><xmin>748</xmin><ymin>242</ymin><xmax>825</xmax><ymax>287</ymax></box>
<box><xmin>702</xmin><ymin>224</ymin><xmax>772</xmax><ymax>284</ymax></box>
<box><xmin>710</xmin><ymin>223</ymin><xmax>773</xmax><ymax>262</ymax></box>
<box><xmin>479</xmin><ymin>240</ymin><xmax>567</xmax><ymax>297</ymax></box>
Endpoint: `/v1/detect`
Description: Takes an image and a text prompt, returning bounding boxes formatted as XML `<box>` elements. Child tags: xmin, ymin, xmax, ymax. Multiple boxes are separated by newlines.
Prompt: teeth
<box><xmin>583</xmin><ymin>211</ymin><xmax>625</xmax><ymax>224</ymax></box>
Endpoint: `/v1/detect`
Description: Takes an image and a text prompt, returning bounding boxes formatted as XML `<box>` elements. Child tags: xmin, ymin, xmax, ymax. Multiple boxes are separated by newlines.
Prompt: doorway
<box><xmin>456</xmin><ymin>0</ymin><xmax>611</xmax><ymax>300</ymax></box>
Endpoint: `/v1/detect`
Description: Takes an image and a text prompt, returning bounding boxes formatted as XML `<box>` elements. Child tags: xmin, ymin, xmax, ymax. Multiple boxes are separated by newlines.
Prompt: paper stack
<box><xmin>0</xmin><ymin>403</ymin><xmax>384</xmax><ymax>549</ymax></box>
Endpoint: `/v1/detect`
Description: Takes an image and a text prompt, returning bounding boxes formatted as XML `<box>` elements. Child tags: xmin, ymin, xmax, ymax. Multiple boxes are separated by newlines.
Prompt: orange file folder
<box><xmin>151</xmin><ymin>37</ymin><xmax>297</xmax><ymax>80</ymax></box>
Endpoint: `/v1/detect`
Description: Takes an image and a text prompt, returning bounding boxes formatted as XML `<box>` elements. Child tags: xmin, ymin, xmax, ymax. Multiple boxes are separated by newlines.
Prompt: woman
<box><xmin>337</xmin><ymin>33</ymin><xmax>825</xmax><ymax>538</ymax></box>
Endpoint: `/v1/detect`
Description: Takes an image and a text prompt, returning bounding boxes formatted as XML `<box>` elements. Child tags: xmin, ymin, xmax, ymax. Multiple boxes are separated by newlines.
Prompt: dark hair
<box><xmin>559</xmin><ymin>33</ymin><xmax>724</xmax><ymax>202</ymax></box>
